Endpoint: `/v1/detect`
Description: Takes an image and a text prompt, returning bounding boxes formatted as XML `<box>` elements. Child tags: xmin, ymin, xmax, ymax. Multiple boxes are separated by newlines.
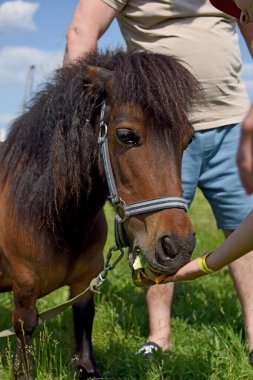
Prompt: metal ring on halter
<box><xmin>98</xmin><ymin>122</ymin><xmax>108</xmax><ymax>144</ymax></box>
<box><xmin>114</xmin><ymin>198</ymin><xmax>129</xmax><ymax>222</ymax></box>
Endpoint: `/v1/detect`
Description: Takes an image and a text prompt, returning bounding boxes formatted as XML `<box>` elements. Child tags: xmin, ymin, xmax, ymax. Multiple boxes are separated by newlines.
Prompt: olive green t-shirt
<box><xmin>102</xmin><ymin>0</ymin><xmax>249</xmax><ymax>131</ymax></box>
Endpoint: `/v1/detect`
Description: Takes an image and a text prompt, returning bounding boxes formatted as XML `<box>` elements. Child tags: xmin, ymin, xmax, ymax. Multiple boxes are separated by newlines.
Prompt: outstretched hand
<box><xmin>162</xmin><ymin>258</ymin><xmax>207</xmax><ymax>283</ymax></box>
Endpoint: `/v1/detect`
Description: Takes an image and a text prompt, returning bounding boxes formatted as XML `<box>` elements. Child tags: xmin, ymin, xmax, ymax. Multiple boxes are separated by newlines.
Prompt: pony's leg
<box><xmin>12</xmin><ymin>276</ymin><xmax>38</xmax><ymax>380</ymax></box>
<box><xmin>71</xmin><ymin>291</ymin><xmax>100</xmax><ymax>379</ymax></box>
<box><xmin>70</xmin><ymin>211</ymin><xmax>107</xmax><ymax>379</ymax></box>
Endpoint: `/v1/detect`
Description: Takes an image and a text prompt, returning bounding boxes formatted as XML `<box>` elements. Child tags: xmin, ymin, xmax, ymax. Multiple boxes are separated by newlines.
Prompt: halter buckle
<box><xmin>114</xmin><ymin>198</ymin><xmax>129</xmax><ymax>222</ymax></box>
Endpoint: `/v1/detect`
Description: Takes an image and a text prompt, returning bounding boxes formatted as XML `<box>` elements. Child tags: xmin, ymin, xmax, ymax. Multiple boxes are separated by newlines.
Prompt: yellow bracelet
<box><xmin>198</xmin><ymin>253</ymin><xmax>214</xmax><ymax>274</ymax></box>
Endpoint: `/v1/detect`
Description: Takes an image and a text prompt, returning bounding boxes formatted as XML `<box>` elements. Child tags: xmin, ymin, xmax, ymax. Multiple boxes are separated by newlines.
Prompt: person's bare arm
<box><xmin>237</xmin><ymin>104</ymin><xmax>253</xmax><ymax>193</ymax></box>
<box><xmin>238</xmin><ymin>21</ymin><xmax>253</xmax><ymax>56</ymax></box>
<box><xmin>236</xmin><ymin>22</ymin><xmax>253</xmax><ymax>192</ymax></box>
<box><xmin>64</xmin><ymin>0</ymin><xmax>117</xmax><ymax>65</ymax></box>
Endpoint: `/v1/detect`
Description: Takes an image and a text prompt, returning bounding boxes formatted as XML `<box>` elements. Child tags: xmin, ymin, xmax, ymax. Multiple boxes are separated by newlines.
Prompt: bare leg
<box><xmin>145</xmin><ymin>282</ymin><xmax>174</xmax><ymax>351</ymax></box>
<box><xmin>224</xmin><ymin>229</ymin><xmax>253</xmax><ymax>352</ymax></box>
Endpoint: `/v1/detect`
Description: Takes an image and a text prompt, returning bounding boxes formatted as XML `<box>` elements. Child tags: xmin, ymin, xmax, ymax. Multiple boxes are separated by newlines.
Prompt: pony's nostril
<box><xmin>161</xmin><ymin>236</ymin><xmax>177</xmax><ymax>259</ymax></box>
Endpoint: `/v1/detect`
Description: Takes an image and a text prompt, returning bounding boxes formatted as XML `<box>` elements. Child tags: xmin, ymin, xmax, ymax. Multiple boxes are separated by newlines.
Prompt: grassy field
<box><xmin>0</xmin><ymin>190</ymin><xmax>253</xmax><ymax>379</ymax></box>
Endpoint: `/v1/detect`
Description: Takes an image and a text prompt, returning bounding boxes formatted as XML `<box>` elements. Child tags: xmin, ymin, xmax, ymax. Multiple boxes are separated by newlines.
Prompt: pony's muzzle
<box><xmin>129</xmin><ymin>232</ymin><xmax>196</xmax><ymax>287</ymax></box>
<box><xmin>154</xmin><ymin>232</ymin><xmax>196</xmax><ymax>273</ymax></box>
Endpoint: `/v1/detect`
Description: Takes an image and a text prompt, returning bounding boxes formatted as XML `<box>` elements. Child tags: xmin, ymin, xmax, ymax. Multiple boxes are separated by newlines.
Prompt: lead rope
<box><xmin>0</xmin><ymin>245</ymin><xmax>124</xmax><ymax>338</ymax></box>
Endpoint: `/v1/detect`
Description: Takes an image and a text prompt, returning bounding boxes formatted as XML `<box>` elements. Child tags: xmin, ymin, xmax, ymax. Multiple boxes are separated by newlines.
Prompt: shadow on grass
<box><xmin>98</xmin><ymin>268</ymin><xmax>242</xmax><ymax>336</ymax></box>
<box><xmin>95</xmin><ymin>344</ymin><xmax>214</xmax><ymax>380</ymax></box>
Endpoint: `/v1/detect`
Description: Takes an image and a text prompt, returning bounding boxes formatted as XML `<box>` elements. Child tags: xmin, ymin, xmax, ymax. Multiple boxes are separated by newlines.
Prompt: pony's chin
<box><xmin>132</xmin><ymin>267</ymin><xmax>169</xmax><ymax>287</ymax></box>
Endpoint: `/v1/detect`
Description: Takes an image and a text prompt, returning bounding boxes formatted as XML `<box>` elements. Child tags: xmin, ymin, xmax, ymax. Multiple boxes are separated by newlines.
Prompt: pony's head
<box><xmin>84</xmin><ymin>51</ymin><xmax>202</xmax><ymax>285</ymax></box>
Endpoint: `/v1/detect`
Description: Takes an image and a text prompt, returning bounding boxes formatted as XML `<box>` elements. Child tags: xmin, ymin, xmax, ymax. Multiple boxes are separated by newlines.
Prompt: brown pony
<box><xmin>0</xmin><ymin>50</ymin><xmax>201</xmax><ymax>379</ymax></box>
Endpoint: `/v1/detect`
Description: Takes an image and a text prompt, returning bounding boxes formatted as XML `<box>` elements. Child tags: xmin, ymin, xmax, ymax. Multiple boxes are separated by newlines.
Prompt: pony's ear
<box><xmin>83</xmin><ymin>65</ymin><xmax>113</xmax><ymax>90</ymax></box>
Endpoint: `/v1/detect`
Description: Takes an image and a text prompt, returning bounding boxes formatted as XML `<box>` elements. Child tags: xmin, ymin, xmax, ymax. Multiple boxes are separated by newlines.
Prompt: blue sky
<box><xmin>0</xmin><ymin>0</ymin><xmax>252</xmax><ymax>132</ymax></box>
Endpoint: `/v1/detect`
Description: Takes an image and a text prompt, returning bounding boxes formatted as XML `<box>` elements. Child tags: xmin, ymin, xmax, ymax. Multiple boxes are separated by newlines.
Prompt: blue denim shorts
<box><xmin>181</xmin><ymin>123</ymin><xmax>253</xmax><ymax>230</ymax></box>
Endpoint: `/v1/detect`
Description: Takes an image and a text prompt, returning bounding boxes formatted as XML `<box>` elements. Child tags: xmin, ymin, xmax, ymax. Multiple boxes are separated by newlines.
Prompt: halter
<box><xmin>98</xmin><ymin>100</ymin><xmax>188</xmax><ymax>248</ymax></box>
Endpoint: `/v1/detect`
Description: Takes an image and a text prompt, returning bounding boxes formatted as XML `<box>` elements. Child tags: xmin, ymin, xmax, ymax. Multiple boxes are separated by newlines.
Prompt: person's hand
<box><xmin>237</xmin><ymin>104</ymin><xmax>253</xmax><ymax>194</ymax></box>
<box><xmin>161</xmin><ymin>257</ymin><xmax>206</xmax><ymax>283</ymax></box>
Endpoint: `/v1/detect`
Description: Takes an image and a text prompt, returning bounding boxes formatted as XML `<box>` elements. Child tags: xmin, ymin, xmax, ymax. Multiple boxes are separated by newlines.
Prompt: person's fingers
<box><xmin>161</xmin><ymin>274</ymin><xmax>177</xmax><ymax>283</ymax></box>
<box><xmin>161</xmin><ymin>258</ymin><xmax>205</xmax><ymax>283</ymax></box>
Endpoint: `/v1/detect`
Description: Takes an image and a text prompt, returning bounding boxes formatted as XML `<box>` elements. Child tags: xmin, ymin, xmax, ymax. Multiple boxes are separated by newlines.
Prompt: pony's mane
<box><xmin>0</xmin><ymin>50</ymin><xmax>202</xmax><ymax>236</ymax></box>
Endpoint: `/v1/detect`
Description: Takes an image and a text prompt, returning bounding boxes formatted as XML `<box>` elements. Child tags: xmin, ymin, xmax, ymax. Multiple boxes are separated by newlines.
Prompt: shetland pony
<box><xmin>0</xmin><ymin>50</ymin><xmax>201</xmax><ymax>379</ymax></box>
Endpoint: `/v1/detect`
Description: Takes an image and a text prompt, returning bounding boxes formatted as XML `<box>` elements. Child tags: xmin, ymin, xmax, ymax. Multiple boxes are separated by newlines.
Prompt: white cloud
<box><xmin>0</xmin><ymin>46</ymin><xmax>63</xmax><ymax>129</ymax></box>
<box><xmin>0</xmin><ymin>114</ymin><xmax>14</xmax><ymax>135</ymax></box>
<box><xmin>0</xmin><ymin>0</ymin><xmax>39</xmax><ymax>31</ymax></box>
<box><xmin>0</xmin><ymin>45</ymin><xmax>63</xmax><ymax>86</ymax></box>
<box><xmin>0</xmin><ymin>127</ymin><xmax>8</xmax><ymax>141</ymax></box>
<box><xmin>0</xmin><ymin>113</ymin><xmax>15</xmax><ymax>125</ymax></box>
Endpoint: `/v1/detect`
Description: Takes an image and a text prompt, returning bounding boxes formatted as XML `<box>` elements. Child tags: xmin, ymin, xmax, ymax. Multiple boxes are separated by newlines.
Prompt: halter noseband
<box><xmin>98</xmin><ymin>100</ymin><xmax>188</xmax><ymax>248</ymax></box>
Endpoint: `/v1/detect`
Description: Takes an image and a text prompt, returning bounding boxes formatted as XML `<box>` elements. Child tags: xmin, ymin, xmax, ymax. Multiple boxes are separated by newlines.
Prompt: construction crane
<box><xmin>22</xmin><ymin>64</ymin><xmax>35</xmax><ymax>111</ymax></box>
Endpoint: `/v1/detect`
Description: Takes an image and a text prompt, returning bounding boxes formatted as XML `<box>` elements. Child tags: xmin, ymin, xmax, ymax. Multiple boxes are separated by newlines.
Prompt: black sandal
<box><xmin>135</xmin><ymin>341</ymin><xmax>162</xmax><ymax>357</ymax></box>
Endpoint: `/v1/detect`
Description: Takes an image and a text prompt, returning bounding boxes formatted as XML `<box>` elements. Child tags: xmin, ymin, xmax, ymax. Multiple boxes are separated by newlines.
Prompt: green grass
<box><xmin>0</xmin><ymin>190</ymin><xmax>252</xmax><ymax>379</ymax></box>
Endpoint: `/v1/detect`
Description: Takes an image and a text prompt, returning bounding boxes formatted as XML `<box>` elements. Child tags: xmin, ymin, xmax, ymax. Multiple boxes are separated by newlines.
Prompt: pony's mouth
<box><xmin>129</xmin><ymin>248</ymin><xmax>171</xmax><ymax>287</ymax></box>
<box><xmin>133</xmin><ymin>267</ymin><xmax>169</xmax><ymax>287</ymax></box>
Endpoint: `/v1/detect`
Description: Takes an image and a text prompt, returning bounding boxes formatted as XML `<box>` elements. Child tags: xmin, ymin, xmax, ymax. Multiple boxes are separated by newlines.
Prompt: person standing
<box><xmin>162</xmin><ymin>2</ymin><xmax>253</xmax><ymax>299</ymax></box>
<box><xmin>210</xmin><ymin>0</ymin><xmax>253</xmax><ymax>193</ymax></box>
<box><xmin>64</xmin><ymin>0</ymin><xmax>253</xmax><ymax>364</ymax></box>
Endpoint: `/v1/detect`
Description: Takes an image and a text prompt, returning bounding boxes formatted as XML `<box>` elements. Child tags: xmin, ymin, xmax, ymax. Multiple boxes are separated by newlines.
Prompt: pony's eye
<box><xmin>116</xmin><ymin>128</ymin><xmax>140</xmax><ymax>145</ymax></box>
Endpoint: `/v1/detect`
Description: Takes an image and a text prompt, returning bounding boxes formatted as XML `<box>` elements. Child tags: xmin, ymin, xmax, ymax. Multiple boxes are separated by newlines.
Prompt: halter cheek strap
<box><xmin>98</xmin><ymin>100</ymin><xmax>188</xmax><ymax>248</ymax></box>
